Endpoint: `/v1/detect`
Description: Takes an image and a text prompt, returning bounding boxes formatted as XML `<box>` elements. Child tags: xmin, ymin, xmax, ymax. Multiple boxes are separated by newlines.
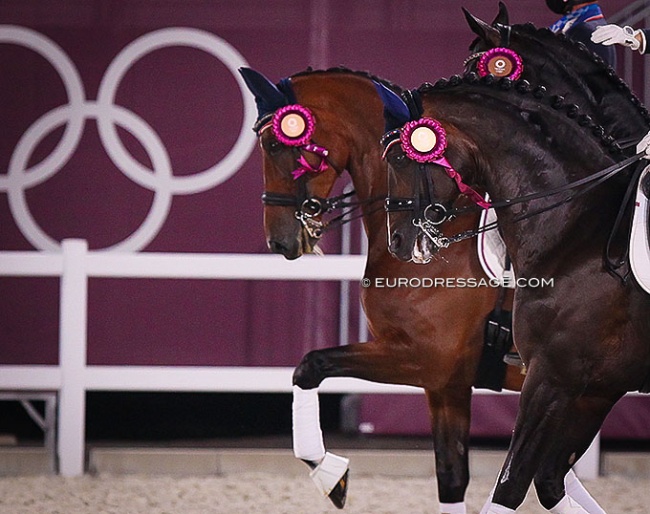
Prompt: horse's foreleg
<box><xmin>482</xmin><ymin>367</ymin><xmax>572</xmax><ymax>513</ymax></box>
<box><xmin>426</xmin><ymin>388</ymin><xmax>473</xmax><ymax>514</ymax></box>
<box><xmin>291</xmin><ymin>386</ymin><xmax>325</xmax><ymax>462</ymax></box>
<box><xmin>291</xmin><ymin>385</ymin><xmax>350</xmax><ymax>508</ymax></box>
<box><xmin>532</xmin><ymin>394</ymin><xmax>620</xmax><ymax>513</ymax></box>
<box><xmin>292</xmin><ymin>343</ymin><xmax>421</xmax><ymax>508</ymax></box>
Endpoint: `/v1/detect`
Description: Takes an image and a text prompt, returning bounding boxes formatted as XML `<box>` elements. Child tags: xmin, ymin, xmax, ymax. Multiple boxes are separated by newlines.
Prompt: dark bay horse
<box><xmin>377</xmin><ymin>32</ymin><xmax>650</xmax><ymax>514</ymax></box>
<box><xmin>239</xmin><ymin>66</ymin><xmax>525</xmax><ymax>513</ymax></box>
<box><xmin>386</xmin><ymin>3</ymin><xmax>650</xmax><ymax>266</ymax></box>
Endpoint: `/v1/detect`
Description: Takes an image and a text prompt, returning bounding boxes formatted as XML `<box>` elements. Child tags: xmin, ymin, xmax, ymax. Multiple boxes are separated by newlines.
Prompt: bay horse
<box><xmin>239</xmin><ymin>66</ymin><xmax>526</xmax><ymax>513</ymax></box>
<box><xmin>377</xmin><ymin>25</ymin><xmax>650</xmax><ymax>514</ymax></box>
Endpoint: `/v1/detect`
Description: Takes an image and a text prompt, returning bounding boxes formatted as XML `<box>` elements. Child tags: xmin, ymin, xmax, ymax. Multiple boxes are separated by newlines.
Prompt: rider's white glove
<box><xmin>591</xmin><ymin>24</ymin><xmax>643</xmax><ymax>52</ymax></box>
<box><xmin>636</xmin><ymin>130</ymin><xmax>650</xmax><ymax>160</ymax></box>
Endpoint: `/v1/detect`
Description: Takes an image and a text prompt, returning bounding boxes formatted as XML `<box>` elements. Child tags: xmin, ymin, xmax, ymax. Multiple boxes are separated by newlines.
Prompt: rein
<box><xmin>382</xmin><ymin>105</ymin><xmax>645</xmax><ymax>249</ymax></box>
<box><xmin>452</xmin><ymin>151</ymin><xmax>643</xmax><ymax>218</ymax></box>
<box><xmin>433</xmin><ymin>151</ymin><xmax>645</xmax><ymax>247</ymax></box>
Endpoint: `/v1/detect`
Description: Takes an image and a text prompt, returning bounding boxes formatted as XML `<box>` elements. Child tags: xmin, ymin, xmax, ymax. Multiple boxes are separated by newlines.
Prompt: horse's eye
<box><xmin>266</xmin><ymin>140</ymin><xmax>283</xmax><ymax>155</ymax></box>
<box><xmin>388</xmin><ymin>151</ymin><xmax>408</xmax><ymax>169</ymax></box>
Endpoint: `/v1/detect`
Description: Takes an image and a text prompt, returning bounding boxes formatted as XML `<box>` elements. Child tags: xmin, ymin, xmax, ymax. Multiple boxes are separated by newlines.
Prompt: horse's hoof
<box><xmin>307</xmin><ymin>452</ymin><xmax>350</xmax><ymax>509</ymax></box>
<box><xmin>327</xmin><ymin>468</ymin><xmax>349</xmax><ymax>509</ymax></box>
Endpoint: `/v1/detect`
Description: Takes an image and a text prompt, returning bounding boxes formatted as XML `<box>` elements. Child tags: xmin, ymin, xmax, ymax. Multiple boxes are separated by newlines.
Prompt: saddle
<box><xmin>477</xmin><ymin>203</ymin><xmax>513</xmax><ymax>287</ymax></box>
<box><xmin>631</xmin><ymin>167</ymin><xmax>650</xmax><ymax>394</ymax></box>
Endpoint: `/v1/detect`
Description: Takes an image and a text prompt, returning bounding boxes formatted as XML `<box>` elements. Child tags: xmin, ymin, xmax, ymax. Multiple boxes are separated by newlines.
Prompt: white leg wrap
<box><xmin>292</xmin><ymin>386</ymin><xmax>325</xmax><ymax>461</ymax></box>
<box><xmin>483</xmin><ymin>503</ymin><xmax>516</xmax><ymax>514</ymax></box>
<box><xmin>309</xmin><ymin>452</ymin><xmax>350</xmax><ymax>496</ymax></box>
<box><xmin>550</xmin><ymin>495</ymin><xmax>590</xmax><ymax>514</ymax></box>
<box><xmin>440</xmin><ymin>501</ymin><xmax>467</xmax><ymax>514</ymax></box>
<box><xmin>565</xmin><ymin>469</ymin><xmax>606</xmax><ymax>514</ymax></box>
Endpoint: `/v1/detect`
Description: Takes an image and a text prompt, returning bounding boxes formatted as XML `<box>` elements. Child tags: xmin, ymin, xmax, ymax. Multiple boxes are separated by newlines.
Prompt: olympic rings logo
<box><xmin>0</xmin><ymin>25</ymin><xmax>257</xmax><ymax>252</ymax></box>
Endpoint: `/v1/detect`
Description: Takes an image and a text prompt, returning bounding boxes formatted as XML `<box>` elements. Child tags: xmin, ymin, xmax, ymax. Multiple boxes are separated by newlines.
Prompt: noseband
<box><xmin>261</xmin><ymin>187</ymin><xmax>357</xmax><ymax>239</ymax></box>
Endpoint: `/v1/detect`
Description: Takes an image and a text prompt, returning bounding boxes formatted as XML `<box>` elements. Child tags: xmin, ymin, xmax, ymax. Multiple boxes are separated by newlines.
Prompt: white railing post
<box><xmin>57</xmin><ymin>239</ymin><xmax>89</xmax><ymax>477</ymax></box>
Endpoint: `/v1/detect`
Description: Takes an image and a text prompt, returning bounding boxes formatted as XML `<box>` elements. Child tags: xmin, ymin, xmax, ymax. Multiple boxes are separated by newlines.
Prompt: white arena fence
<box><xmin>0</xmin><ymin>239</ymin><xmax>604</xmax><ymax>478</ymax></box>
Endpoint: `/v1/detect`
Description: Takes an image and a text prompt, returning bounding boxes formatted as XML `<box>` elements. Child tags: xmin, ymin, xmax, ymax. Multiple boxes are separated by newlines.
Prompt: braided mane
<box><xmin>420</xmin><ymin>72</ymin><xmax>622</xmax><ymax>157</ymax></box>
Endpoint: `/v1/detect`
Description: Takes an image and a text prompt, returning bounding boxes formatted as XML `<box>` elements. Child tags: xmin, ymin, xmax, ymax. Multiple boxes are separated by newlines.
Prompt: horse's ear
<box><xmin>373</xmin><ymin>81</ymin><xmax>411</xmax><ymax>132</ymax></box>
<box><xmin>462</xmin><ymin>8</ymin><xmax>502</xmax><ymax>47</ymax></box>
<box><xmin>238</xmin><ymin>67</ymin><xmax>288</xmax><ymax>120</ymax></box>
<box><xmin>494</xmin><ymin>2</ymin><xmax>510</xmax><ymax>27</ymax></box>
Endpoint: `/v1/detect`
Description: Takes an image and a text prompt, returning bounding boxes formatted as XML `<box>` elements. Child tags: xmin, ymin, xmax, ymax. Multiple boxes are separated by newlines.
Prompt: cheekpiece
<box><xmin>272</xmin><ymin>104</ymin><xmax>316</xmax><ymax>146</ymax></box>
<box><xmin>400</xmin><ymin>118</ymin><xmax>447</xmax><ymax>163</ymax></box>
<box><xmin>477</xmin><ymin>48</ymin><xmax>523</xmax><ymax>80</ymax></box>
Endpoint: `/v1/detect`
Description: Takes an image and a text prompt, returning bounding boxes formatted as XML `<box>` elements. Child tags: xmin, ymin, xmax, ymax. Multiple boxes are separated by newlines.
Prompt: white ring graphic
<box><xmin>0</xmin><ymin>26</ymin><xmax>85</xmax><ymax>191</ymax></box>
<box><xmin>0</xmin><ymin>25</ymin><xmax>256</xmax><ymax>251</ymax></box>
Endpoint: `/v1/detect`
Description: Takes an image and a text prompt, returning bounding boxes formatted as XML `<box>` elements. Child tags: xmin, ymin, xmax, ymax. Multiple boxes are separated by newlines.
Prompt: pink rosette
<box><xmin>400</xmin><ymin>118</ymin><xmax>447</xmax><ymax>163</ymax></box>
<box><xmin>272</xmin><ymin>104</ymin><xmax>316</xmax><ymax>147</ymax></box>
<box><xmin>477</xmin><ymin>47</ymin><xmax>523</xmax><ymax>80</ymax></box>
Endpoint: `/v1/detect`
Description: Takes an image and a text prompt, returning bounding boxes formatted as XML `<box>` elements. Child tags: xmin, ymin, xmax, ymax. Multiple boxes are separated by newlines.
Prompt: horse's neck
<box><xmin>513</xmin><ymin>29</ymin><xmax>649</xmax><ymax>142</ymax></box>
<box><xmin>346</xmin><ymin>149</ymin><xmax>389</xmax><ymax>249</ymax></box>
<box><xmin>294</xmin><ymin>73</ymin><xmax>390</xmax><ymax>247</ymax></box>
<box><xmin>426</xmin><ymin>86</ymin><xmax>619</xmax><ymax>266</ymax></box>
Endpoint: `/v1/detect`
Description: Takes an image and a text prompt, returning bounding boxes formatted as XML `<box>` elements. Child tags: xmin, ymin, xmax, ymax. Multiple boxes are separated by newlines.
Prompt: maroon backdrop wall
<box><xmin>1</xmin><ymin>0</ymin><xmax>645</xmax><ymax>439</ymax></box>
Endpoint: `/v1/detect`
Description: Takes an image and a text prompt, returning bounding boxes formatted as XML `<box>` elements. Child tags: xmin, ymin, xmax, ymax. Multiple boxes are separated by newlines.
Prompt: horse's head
<box><xmin>380</xmin><ymin>68</ymin><xmax>634</xmax><ymax>269</ymax></box>
<box><xmin>376</xmin><ymin>81</ymin><xmax>485</xmax><ymax>264</ymax></box>
<box><xmin>465</xmin><ymin>2</ymin><xmax>592</xmax><ymax>100</ymax></box>
<box><xmin>240</xmin><ymin>67</ymin><xmax>349</xmax><ymax>259</ymax></box>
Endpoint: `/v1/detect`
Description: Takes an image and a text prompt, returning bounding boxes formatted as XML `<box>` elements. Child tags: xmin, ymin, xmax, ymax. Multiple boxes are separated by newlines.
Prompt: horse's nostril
<box><xmin>268</xmin><ymin>239</ymin><xmax>301</xmax><ymax>260</ymax></box>
<box><xmin>389</xmin><ymin>233</ymin><xmax>402</xmax><ymax>252</ymax></box>
<box><xmin>269</xmin><ymin>240</ymin><xmax>289</xmax><ymax>255</ymax></box>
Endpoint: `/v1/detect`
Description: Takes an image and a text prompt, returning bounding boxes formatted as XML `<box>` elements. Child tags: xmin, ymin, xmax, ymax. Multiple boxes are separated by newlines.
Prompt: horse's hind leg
<box><xmin>532</xmin><ymin>394</ymin><xmax>620</xmax><ymax>513</ymax></box>
<box><xmin>426</xmin><ymin>388</ymin><xmax>473</xmax><ymax>514</ymax></box>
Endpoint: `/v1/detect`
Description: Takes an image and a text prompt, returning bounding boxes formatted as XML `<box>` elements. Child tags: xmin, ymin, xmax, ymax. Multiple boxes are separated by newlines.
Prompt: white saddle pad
<box><xmin>630</xmin><ymin>165</ymin><xmax>650</xmax><ymax>294</ymax></box>
<box><xmin>477</xmin><ymin>198</ymin><xmax>515</xmax><ymax>288</ymax></box>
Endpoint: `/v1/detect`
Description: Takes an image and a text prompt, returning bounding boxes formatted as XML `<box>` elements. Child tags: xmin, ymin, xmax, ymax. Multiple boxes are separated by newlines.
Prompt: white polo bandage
<box><xmin>550</xmin><ymin>495</ymin><xmax>590</xmax><ymax>513</ymax></box>
<box><xmin>292</xmin><ymin>385</ymin><xmax>325</xmax><ymax>461</ymax></box>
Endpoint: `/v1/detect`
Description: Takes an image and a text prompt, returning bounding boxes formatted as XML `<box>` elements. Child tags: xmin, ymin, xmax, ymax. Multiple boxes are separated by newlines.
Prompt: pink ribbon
<box><xmin>432</xmin><ymin>156</ymin><xmax>491</xmax><ymax>209</ymax></box>
<box><xmin>292</xmin><ymin>144</ymin><xmax>329</xmax><ymax>180</ymax></box>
